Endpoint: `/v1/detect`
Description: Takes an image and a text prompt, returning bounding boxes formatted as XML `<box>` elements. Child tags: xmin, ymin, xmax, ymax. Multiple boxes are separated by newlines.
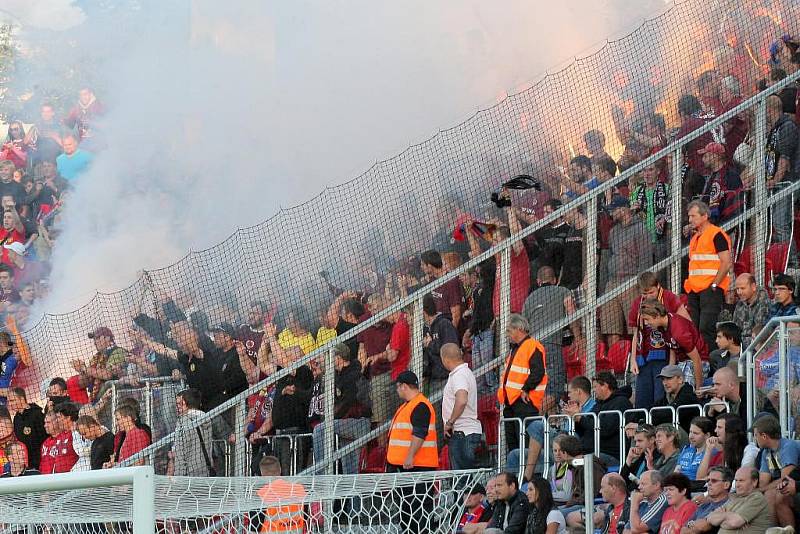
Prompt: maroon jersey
<box><xmin>664</xmin><ymin>313</ymin><xmax>709</xmax><ymax>361</ymax></box>
<box><xmin>39</xmin><ymin>431</ymin><xmax>77</xmax><ymax>473</ymax></box>
<box><xmin>629</xmin><ymin>289</ymin><xmax>683</xmax><ymax>358</ymax></box>
<box><xmin>236</xmin><ymin>325</ymin><xmax>265</xmax><ymax>364</ymax></box>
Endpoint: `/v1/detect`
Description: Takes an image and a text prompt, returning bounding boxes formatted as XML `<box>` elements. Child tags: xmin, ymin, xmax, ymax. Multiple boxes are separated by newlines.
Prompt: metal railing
<box><xmin>120</xmin><ymin>66</ymin><xmax>800</xmax><ymax>474</ymax></box>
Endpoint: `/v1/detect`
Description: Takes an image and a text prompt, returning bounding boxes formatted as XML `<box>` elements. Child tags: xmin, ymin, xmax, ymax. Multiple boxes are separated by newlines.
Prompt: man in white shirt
<box><xmin>441</xmin><ymin>343</ymin><xmax>482</xmax><ymax>470</ymax></box>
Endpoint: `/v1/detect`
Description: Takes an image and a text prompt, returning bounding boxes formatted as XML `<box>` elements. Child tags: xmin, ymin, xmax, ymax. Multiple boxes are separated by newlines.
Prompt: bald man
<box><xmin>717</xmin><ymin>273</ymin><xmax>770</xmax><ymax>349</ymax></box>
<box><xmin>707</xmin><ymin>467</ymin><xmax>775</xmax><ymax>533</ymax></box>
<box><xmin>765</xmin><ymin>93</ymin><xmax>800</xmax><ymax>242</ymax></box>
<box><xmin>708</xmin><ymin>367</ymin><xmax>747</xmax><ymax>420</ymax></box>
<box><xmin>441</xmin><ymin>343</ymin><xmax>482</xmax><ymax>470</ymax></box>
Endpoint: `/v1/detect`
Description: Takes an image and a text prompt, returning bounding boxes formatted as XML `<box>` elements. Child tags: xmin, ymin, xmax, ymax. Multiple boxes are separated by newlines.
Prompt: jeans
<box><xmin>312</xmin><ymin>418</ymin><xmax>370</xmax><ymax>474</ymax></box>
<box><xmin>687</xmin><ymin>286</ymin><xmax>724</xmax><ymax>354</ymax></box>
<box><xmin>634</xmin><ymin>359</ymin><xmax>667</xmax><ymax>410</ymax></box>
<box><xmin>472</xmin><ymin>329</ymin><xmax>497</xmax><ymax>395</ymax></box>
<box><xmin>771</xmin><ymin>184</ymin><xmax>794</xmax><ymax>243</ymax></box>
<box><xmin>448</xmin><ymin>432</ymin><xmax>481</xmax><ymax>470</ymax></box>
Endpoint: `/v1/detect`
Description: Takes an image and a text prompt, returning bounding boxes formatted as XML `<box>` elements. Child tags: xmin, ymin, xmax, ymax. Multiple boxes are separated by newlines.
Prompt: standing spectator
<box><xmin>1</xmin><ymin>441</ymin><xmax>38</xmax><ymax>477</ymax></box>
<box><xmin>697</xmin><ymin>142</ymin><xmax>742</xmax><ymax>224</ymax></box>
<box><xmin>270</xmin><ymin>361</ymin><xmax>313</xmax><ymax>476</ymax></box>
<box><xmin>629</xmin><ymin>272</ymin><xmax>692</xmax><ymax>410</ymax></box>
<box><xmin>522</xmin><ymin>199</ymin><xmax>568</xmax><ymax>279</ymax></box>
<box><xmin>107</xmin><ymin>405</ymin><xmax>151</xmax><ymax>467</ymax></box>
<box><xmin>765</xmin><ymin>94</ymin><xmax>800</xmax><ymax>244</ymax></box>
<box><xmin>420</xmin><ymin>249</ymin><xmax>464</xmax><ymax>328</ymax></box>
<box><xmin>245</xmin><ymin>385</ymin><xmax>275</xmax><ymax>475</ymax></box>
<box><xmin>706</xmin><ymin>467</ymin><xmax>774</xmax><ymax>533</ymax></box>
<box><xmin>584</xmin><ymin>129</ymin><xmax>612</xmax><ymax>163</ymax></box>
<box><xmin>384</xmin><ymin>307</ymin><xmax>411</xmax><ymax>419</ymax></box>
<box><xmin>8</xmin><ymin>387</ymin><xmax>45</xmax><ymax>470</ymax></box>
<box><xmin>0</xmin><ymin>265</ymin><xmax>18</xmax><ymax>313</ymax></box>
<box><xmin>486</xmin><ymin>472</ymin><xmax>529</xmax><ymax>534</ymax></box>
<box><xmin>24</xmin><ymin>102</ymin><xmax>63</xmax><ymax>165</ymax></box>
<box><xmin>566</xmin><ymin>473</ymin><xmax>630</xmax><ymax>534</ymax></box>
<box><xmin>559</xmin><ymin>155</ymin><xmax>595</xmax><ymax>198</ymax></box>
<box><xmin>524</xmin><ymin>476</ymin><xmax>567</xmax><ymax>534</ymax></box>
<box><xmin>523</xmin><ymin>265</ymin><xmax>579</xmax><ymax>402</ymax></box>
<box><xmin>54</xmin><ymin>402</ymin><xmax>91</xmax><ymax>472</ymax></box>
<box><xmin>0</xmin><ymin>161</ymin><xmax>25</xmax><ymax>207</ymax></box>
<box><xmin>422</xmin><ymin>293</ymin><xmax>459</xmax><ymax>392</ymax></box>
<box><xmin>497</xmin><ymin>314</ymin><xmax>547</xmax><ymax>452</ymax></box>
<box><xmin>601</xmin><ymin>195</ymin><xmax>653</xmax><ymax>348</ymax></box>
<box><xmin>64</xmin><ymin>87</ymin><xmax>105</xmax><ymax>150</ymax></box>
<box><xmin>39</xmin><ymin>411</ymin><xmax>77</xmax><ymax>474</ymax></box>
<box><xmin>71</xmin><ymin>327</ymin><xmax>128</xmax><ymax>404</ymax></box>
<box><xmin>487</xmin><ymin>195</ymin><xmax>531</xmax><ymax>315</ymax></box>
<box><xmin>0</xmin><ymin>332</ymin><xmax>18</xmax><ymax>404</ymax></box>
<box><xmin>464</xmin><ymin>258</ymin><xmax>496</xmax><ymax>396</ymax></box>
<box><xmin>709</xmin><ymin>322</ymin><xmax>742</xmax><ymax>375</ymax></box>
<box><xmin>629</xmin><ymin>163</ymin><xmax>670</xmax><ymax>270</ymax></box>
<box><xmin>719</xmin><ymin>75</ymin><xmax>748</xmax><ymax>160</ymax></box>
<box><xmin>441</xmin><ymin>343</ymin><xmax>481</xmax><ymax>470</ymax></box>
<box><xmin>210</xmin><ymin>323</ymin><xmax>248</xmax><ymax>402</ymax></box>
<box><xmin>560</xmin><ymin>208</ymin><xmax>585</xmax><ymax>291</ymax></box>
<box><xmin>75</xmin><ymin>415</ymin><xmax>114</xmax><ymax>470</ymax></box>
<box><xmin>356</xmin><ymin>293</ymin><xmax>393</xmax><ymax>424</ymax></box>
<box><xmin>718</xmin><ymin>273</ymin><xmax>771</xmax><ymax>349</ymax></box>
<box><xmin>55</xmin><ymin>134</ymin><xmax>93</xmax><ymax>182</ymax></box>
<box><xmin>625</xmin><ymin>470</ymin><xmax>668</xmax><ymax>534</ymax></box>
<box><xmin>0</xmin><ymin>121</ymin><xmax>29</xmax><ymax>169</ymax></box>
<box><xmin>0</xmin><ymin>407</ymin><xmax>14</xmax><ymax>471</ymax></box>
<box><xmin>769</xmin><ymin>273</ymin><xmax>798</xmax><ymax>318</ymax></box>
<box><xmin>676</xmin><ymin>94</ymin><xmax>715</xmax><ymax>179</ymax></box>
<box><xmin>324</xmin><ymin>292</ymin><xmax>363</xmax><ymax>359</ymax></box>
<box><xmin>650</xmin><ymin>365</ymin><xmax>700</xmax><ymax>433</ymax></box>
<box><xmin>659</xmin><ymin>473</ymin><xmax>697</xmax><ymax>534</ymax></box>
<box><xmin>683</xmin><ymin>466</ymin><xmax>732</xmax><ymax>534</ymax></box>
<box><xmin>236</xmin><ymin>300</ymin><xmax>269</xmax><ymax>382</ymax></box>
<box><xmin>173</xmin><ymin>321</ymin><xmax>225</xmax><ymax>411</ymax></box>
<box><xmin>168</xmin><ymin>388</ymin><xmax>213</xmax><ymax>476</ymax></box>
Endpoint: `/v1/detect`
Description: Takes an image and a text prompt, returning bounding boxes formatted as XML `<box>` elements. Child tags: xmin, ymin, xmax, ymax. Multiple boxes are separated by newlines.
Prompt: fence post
<box><xmin>753</xmin><ymin>95</ymin><xmax>768</xmax><ymax>287</ymax></box>
<box><xmin>581</xmin><ymin>454</ymin><xmax>594</xmax><ymax>534</ymax></box>
<box><xmin>670</xmin><ymin>148</ymin><xmax>683</xmax><ymax>294</ymax></box>
<box><xmin>411</xmin><ymin>297</ymin><xmax>424</xmax><ymax>380</ymax></box>
<box><xmin>498</xmin><ymin>246</ymin><xmax>511</xmax><ymax>355</ymax></box>
<box><xmin>584</xmin><ymin>198</ymin><xmax>598</xmax><ymax>378</ymax></box>
<box><xmin>779</xmin><ymin>321</ymin><xmax>790</xmax><ymax>438</ymax></box>
<box><xmin>234</xmin><ymin>401</ymin><xmax>247</xmax><ymax>476</ymax></box>
<box><xmin>323</xmin><ymin>347</ymin><xmax>336</xmax><ymax>475</ymax></box>
<box><xmin>131</xmin><ymin>466</ymin><xmax>156</xmax><ymax>534</ymax></box>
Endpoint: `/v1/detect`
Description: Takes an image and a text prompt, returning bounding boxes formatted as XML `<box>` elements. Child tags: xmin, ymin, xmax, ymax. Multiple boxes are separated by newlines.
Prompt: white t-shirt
<box><xmin>547</xmin><ymin>510</ymin><xmax>567</xmax><ymax>534</ymax></box>
<box><xmin>442</xmin><ymin>362</ymin><xmax>482</xmax><ymax>435</ymax></box>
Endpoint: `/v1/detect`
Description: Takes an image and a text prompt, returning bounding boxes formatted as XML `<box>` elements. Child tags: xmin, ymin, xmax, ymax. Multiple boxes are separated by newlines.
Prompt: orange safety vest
<box><xmin>497</xmin><ymin>337</ymin><xmax>547</xmax><ymax>410</ymax></box>
<box><xmin>257</xmin><ymin>479</ymin><xmax>307</xmax><ymax>533</ymax></box>
<box><xmin>684</xmin><ymin>223</ymin><xmax>731</xmax><ymax>293</ymax></box>
<box><xmin>386</xmin><ymin>392</ymin><xmax>439</xmax><ymax>468</ymax></box>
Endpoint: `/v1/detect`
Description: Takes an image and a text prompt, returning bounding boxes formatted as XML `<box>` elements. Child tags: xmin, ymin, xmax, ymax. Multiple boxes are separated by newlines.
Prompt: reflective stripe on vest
<box><xmin>497</xmin><ymin>337</ymin><xmax>547</xmax><ymax>410</ymax></box>
<box><xmin>386</xmin><ymin>393</ymin><xmax>439</xmax><ymax>468</ymax></box>
<box><xmin>684</xmin><ymin>224</ymin><xmax>731</xmax><ymax>293</ymax></box>
<box><xmin>257</xmin><ymin>480</ymin><xmax>307</xmax><ymax>533</ymax></box>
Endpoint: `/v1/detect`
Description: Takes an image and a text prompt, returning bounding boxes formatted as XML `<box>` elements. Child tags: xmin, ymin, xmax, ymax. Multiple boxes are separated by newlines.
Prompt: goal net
<box><xmin>0</xmin><ymin>468</ymin><xmax>491</xmax><ymax>533</ymax></box>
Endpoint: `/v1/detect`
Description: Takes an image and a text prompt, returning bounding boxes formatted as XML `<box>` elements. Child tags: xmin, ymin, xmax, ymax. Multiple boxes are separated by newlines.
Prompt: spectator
<box><xmin>684</xmin><ymin>200</ymin><xmax>732</xmax><ymax>355</ymax></box>
<box><xmin>75</xmin><ymin>415</ymin><xmax>114</xmax><ymax>470</ymax></box>
<box><xmin>464</xmin><ymin>257</ymin><xmax>497</xmax><ymax>396</ymax></box>
<box><xmin>55</xmin><ymin>134</ymin><xmax>93</xmax><ymax>182</ymax></box>
<box><xmin>559</xmin><ymin>208</ymin><xmax>585</xmax><ymax>290</ymax></box>
<box><xmin>7</xmin><ymin>387</ymin><xmax>45</xmax><ymax>470</ymax></box>
<box><xmin>0</xmin><ymin>160</ymin><xmax>25</xmax><ymax>207</ymax></box>
<box><xmin>652</xmin><ymin>424</ymin><xmax>682</xmax><ymax>478</ymax></box>
<box><xmin>420</xmin><ymin>249</ymin><xmax>464</xmax><ymax>328</ymax></box>
<box><xmin>0</xmin><ymin>407</ymin><xmax>15</xmax><ymax>470</ymax></box>
<box><xmin>521</xmin><ymin>199</ymin><xmax>567</xmax><ymax>279</ymax></box>
<box><xmin>45</xmin><ymin>377</ymin><xmax>70</xmax><ymax>413</ymax></box>
<box><xmin>629</xmin><ymin>272</ymin><xmax>692</xmax><ymax>409</ymax></box>
<box><xmin>660</xmin><ymin>473</ymin><xmax>697</xmax><ymax>533</ymax></box>
<box><xmin>629</xmin><ymin>163</ymin><xmax>670</xmax><ymax>269</ymax></box>
<box><xmin>108</xmin><ymin>405</ymin><xmax>151</xmax><ymax>467</ymax></box>
<box><xmin>236</xmin><ymin>300</ymin><xmax>269</xmax><ymax>383</ymax></box>
<box><xmin>324</xmin><ymin>292</ymin><xmax>363</xmax><ymax>359</ymax></box>
<box><xmin>256</xmin><ymin>456</ymin><xmax>307</xmax><ymax>534</ymax></box>
<box><xmin>4</xmin><ymin>242</ymin><xmax>45</xmax><ymax>289</ymax></box>
<box><xmin>64</xmin><ymin>87</ymin><xmax>105</xmax><ymax>149</ymax></box>
<box><xmin>770</xmin><ymin>273</ymin><xmax>798</xmax><ymax>318</ymax></box>
<box><xmin>71</xmin><ymin>326</ymin><xmax>128</xmax><ymax>404</ymax></box>
<box><xmin>54</xmin><ymin>402</ymin><xmax>91</xmax><ymax>472</ymax></box>
<box><xmin>386</xmin><ymin>370</ymin><xmax>438</xmax><ymax>471</ymax></box>
<box><xmin>0</xmin><ymin>331</ymin><xmax>18</xmax><ymax>404</ymax></box>
<box><xmin>270</xmin><ymin>359</ymin><xmax>313</xmax><ymax>476</ymax></box>
<box><xmin>639</xmin><ymin>299</ymin><xmax>707</xmax><ymax>388</ymax></box>
<box><xmin>497</xmin><ymin>314</ymin><xmax>547</xmax><ymax>452</ymax></box>
<box><xmin>620</xmin><ymin>423</ymin><xmax>659</xmax><ymax>490</ymax></box>
<box><xmin>697</xmin><ymin>142</ymin><xmax>742</xmax><ymax>223</ymax></box>
<box><xmin>624</xmin><ymin>470</ymin><xmax>668</xmax><ymax>534</ymax></box>
<box><xmin>0</xmin><ymin>121</ymin><xmax>29</xmax><ymax>170</ymax></box>
<box><xmin>245</xmin><ymin>384</ymin><xmax>275</xmax><ymax>476</ymax></box>
<box><xmin>523</xmin><ymin>265</ymin><xmax>579</xmax><ymax>401</ymax></box>
<box><xmin>168</xmin><ymin>388</ymin><xmax>214</xmax><ymax>476</ymax></box>
<box><xmin>458</xmin><ymin>480</ymin><xmax>495</xmax><ymax>534</ymax></box>
<box><xmin>441</xmin><ymin>343</ymin><xmax>481</xmax><ymax>470</ymax></box>
<box><xmin>676</xmin><ymin>94</ymin><xmax>715</xmax><ymax>179</ymax></box>
<box><xmin>601</xmin><ymin>195</ymin><xmax>653</xmax><ymax>348</ymax></box>
<box><xmin>1</xmin><ymin>441</ymin><xmax>38</xmax><ymax>477</ymax></box>
<box><xmin>384</xmin><ymin>307</ymin><xmax>411</xmax><ymax>419</ymax></box>
<box><xmin>584</xmin><ymin>129</ymin><xmax>612</xmax><ymax>163</ymax></box>
<box><xmin>524</xmin><ymin>476</ymin><xmax>567</xmax><ymax>534</ymax></box>
<box><xmin>754</xmin><ymin>416</ymin><xmax>799</xmax><ymax>512</ymax></box>
<box><xmin>24</xmin><ymin>103</ymin><xmax>63</xmax><ymax>165</ymax></box>
<box><xmin>566</xmin><ymin>473</ymin><xmax>630</xmax><ymax>534</ymax></box>
<box><xmin>486</xmin><ymin>472</ymin><xmax>529</xmax><ymax>534</ymax></box>
<box><xmin>709</xmin><ymin>322</ymin><xmax>742</xmax><ymax>375</ymax></box>
<box><xmin>355</xmin><ymin>293</ymin><xmax>393</xmax><ymax>424</ymax></box>
<box><xmin>559</xmin><ymin>155</ymin><xmax>595</xmax><ymax>198</ymax></box>
<box><xmin>675</xmin><ymin>417</ymin><xmax>717</xmax><ymax>480</ymax></box>
<box><xmin>683</xmin><ymin>466</ymin><xmax>733</xmax><ymax>534</ymax></box>
<box><xmin>210</xmin><ymin>323</ymin><xmax>248</xmax><ymax>402</ymax></box>
<box><xmin>707</xmin><ymin>367</ymin><xmax>748</xmax><ymax>421</ymax></box>
<box><xmin>549</xmin><ymin>434</ymin><xmax>581</xmax><ymax>507</ymax></box>
<box><xmin>696</xmin><ymin>415</ymin><xmax>748</xmax><ymax>479</ymax></box>
<box><xmin>0</xmin><ymin>265</ymin><xmax>19</xmax><ymax>313</ymax></box>
<box><xmin>39</xmin><ymin>410</ymin><xmax>77</xmax><ymax>473</ymax></box>
<box><xmin>173</xmin><ymin>321</ymin><xmax>225</xmax><ymax>411</ymax></box>
<box><xmin>651</xmin><ymin>365</ymin><xmax>700</xmax><ymax>433</ymax></box>
<box><xmin>706</xmin><ymin>467</ymin><xmax>774</xmax><ymax>533</ymax></box>
<box><xmin>570</xmin><ymin>371</ymin><xmax>632</xmax><ymax>466</ymax></box>
<box><xmin>765</xmin><ymin>94</ymin><xmax>800</xmax><ymax>244</ymax></box>
<box><xmin>422</xmin><ymin>293</ymin><xmax>459</xmax><ymax>393</ymax></box>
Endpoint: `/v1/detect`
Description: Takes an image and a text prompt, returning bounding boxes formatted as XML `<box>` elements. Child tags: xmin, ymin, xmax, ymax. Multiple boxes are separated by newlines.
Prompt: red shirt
<box><xmin>39</xmin><ymin>431</ymin><xmax>77</xmax><ymax>473</ymax></box>
<box><xmin>628</xmin><ymin>289</ymin><xmax>683</xmax><ymax>357</ymax></box>
<box><xmin>608</xmin><ymin>502</ymin><xmax>625</xmax><ymax>534</ymax></box>
<box><xmin>665</xmin><ymin>313</ymin><xmax>709</xmax><ymax>361</ymax></box>
<box><xmin>118</xmin><ymin>427</ymin><xmax>151</xmax><ymax>462</ymax></box>
<box><xmin>389</xmin><ymin>313</ymin><xmax>411</xmax><ymax>380</ymax></box>
<box><xmin>356</xmin><ymin>312</ymin><xmax>393</xmax><ymax>377</ymax></box>
<box><xmin>493</xmin><ymin>246</ymin><xmax>530</xmax><ymax>315</ymax></box>
<box><xmin>659</xmin><ymin>500</ymin><xmax>697</xmax><ymax>534</ymax></box>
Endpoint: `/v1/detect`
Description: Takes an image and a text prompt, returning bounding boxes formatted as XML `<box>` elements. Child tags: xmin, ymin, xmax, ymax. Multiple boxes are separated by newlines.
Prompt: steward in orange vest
<box><xmin>386</xmin><ymin>370</ymin><xmax>439</xmax><ymax>471</ymax></box>
<box><xmin>257</xmin><ymin>456</ymin><xmax>307</xmax><ymax>533</ymax></box>
<box><xmin>684</xmin><ymin>200</ymin><xmax>731</xmax><ymax>355</ymax></box>
<box><xmin>498</xmin><ymin>314</ymin><xmax>547</xmax><ymax>451</ymax></box>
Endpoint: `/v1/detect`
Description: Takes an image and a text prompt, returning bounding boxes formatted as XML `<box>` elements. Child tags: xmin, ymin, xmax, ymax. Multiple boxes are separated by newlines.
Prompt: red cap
<box><xmin>698</xmin><ymin>142</ymin><xmax>726</xmax><ymax>156</ymax></box>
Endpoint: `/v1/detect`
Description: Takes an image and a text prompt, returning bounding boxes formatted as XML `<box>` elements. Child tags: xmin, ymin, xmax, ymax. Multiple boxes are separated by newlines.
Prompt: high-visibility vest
<box><xmin>684</xmin><ymin>223</ymin><xmax>731</xmax><ymax>293</ymax></box>
<box><xmin>497</xmin><ymin>337</ymin><xmax>547</xmax><ymax>410</ymax></box>
<box><xmin>257</xmin><ymin>479</ymin><xmax>307</xmax><ymax>533</ymax></box>
<box><xmin>386</xmin><ymin>393</ymin><xmax>439</xmax><ymax>468</ymax></box>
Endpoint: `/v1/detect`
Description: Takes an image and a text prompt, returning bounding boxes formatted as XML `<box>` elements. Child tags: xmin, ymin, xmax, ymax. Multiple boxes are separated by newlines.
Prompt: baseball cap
<box><xmin>210</xmin><ymin>323</ymin><xmax>235</xmax><ymax>337</ymax></box>
<box><xmin>698</xmin><ymin>142</ymin><xmax>726</xmax><ymax>156</ymax></box>
<box><xmin>88</xmin><ymin>326</ymin><xmax>114</xmax><ymax>340</ymax></box>
<box><xmin>469</xmin><ymin>483</ymin><xmax>486</xmax><ymax>496</ymax></box>
<box><xmin>657</xmin><ymin>365</ymin><xmax>683</xmax><ymax>379</ymax></box>
<box><xmin>395</xmin><ymin>370</ymin><xmax>419</xmax><ymax>387</ymax></box>
<box><xmin>606</xmin><ymin>195</ymin><xmax>630</xmax><ymax>211</ymax></box>
<box><xmin>2</xmin><ymin>242</ymin><xmax>25</xmax><ymax>256</ymax></box>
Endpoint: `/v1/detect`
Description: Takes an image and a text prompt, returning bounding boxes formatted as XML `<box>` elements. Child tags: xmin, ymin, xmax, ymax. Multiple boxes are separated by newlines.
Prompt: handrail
<box><xmin>120</xmin><ymin>66</ymin><xmax>800</xmax><ymax>470</ymax></box>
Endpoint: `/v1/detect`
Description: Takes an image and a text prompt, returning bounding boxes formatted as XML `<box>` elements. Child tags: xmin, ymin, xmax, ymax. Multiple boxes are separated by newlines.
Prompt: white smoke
<box><xmin>35</xmin><ymin>0</ymin><xmax>670</xmax><ymax>314</ymax></box>
<box><xmin>0</xmin><ymin>0</ymin><xmax>85</xmax><ymax>30</ymax></box>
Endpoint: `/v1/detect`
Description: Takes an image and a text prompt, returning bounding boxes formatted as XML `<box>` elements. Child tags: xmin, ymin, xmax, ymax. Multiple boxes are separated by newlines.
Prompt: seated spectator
<box><xmin>566</xmin><ymin>473</ymin><xmax>630</xmax><ymax>533</ymax></box>
<box><xmin>709</xmin><ymin>322</ymin><xmax>742</xmax><ymax>376</ymax></box>
<box><xmin>707</xmin><ymin>367</ymin><xmax>751</xmax><ymax>421</ymax></box>
<box><xmin>754</xmin><ymin>415</ymin><xmax>800</xmax><ymax>528</ymax></box>
<box><xmin>457</xmin><ymin>480</ymin><xmax>495</xmax><ymax>534</ymax></box>
<box><xmin>620</xmin><ymin>424</ymin><xmax>661</xmax><ymax>493</ymax></box>
<box><xmin>8</xmin><ymin>387</ymin><xmax>45</xmax><ymax>470</ymax></box>
<box><xmin>697</xmin><ymin>142</ymin><xmax>743</xmax><ymax>224</ymax></box>
<box><xmin>486</xmin><ymin>472</ymin><xmax>529</xmax><ymax>534</ymax></box>
<box><xmin>624</xmin><ymin>470</ymin><xmax>668</xmax><ymax>534</ymax></box>
<box><xmin>770</xmin><ymin>273</ymin><xmax>798</xmax><ymax>319</ymax></box>
<box><xmin>651</xmin><ymin>365</ymin><xmax>700</xmax><ymax>433</ymax></box>
<box><xmin>683</xmin><ymin>466</ymin><xmax>733</xmax><ymax>534</ymax></box>
<box><xmin>107</xmin><ymin>405</ymin><xmax>151</xmax><ymax>467</ymax></box>
<box><xmin>0</xmin><ymin>441</ymin><xmax>38</xmax><ymax>477</ymax></box>
<box><xmin>75</xmin><ymin>415</ymin><xmax>114</xmax><ymax>470</ymax></box>
<box><xmin>696</xmin><ymin>414</ymin><xmax>749</xmax><ymax>479</ymax></box>
<box><xmin>653</xmin><ymin>424</ymin><xmax>682</xmax><ymax>478</ymax></box>
<box><xmin>525</xmin><ymin>476</ymin><xmax>567</xmax><ymax>534</ymax></box>
<box><xmin>55</xmin><ymin>134</ymin><xmax>93</xmax><ymax>182</ymax></box>
<box><xmin>706</xmin><ymin>467</ymin><xmax>774</xmax><ymax>533</ymax></box>
<box><xmin>659</xmin><ymin>473</ymin><xmax>697</xmax><ymax>533</ymax></box>
<box><xmin>40</xmin><ymin>410</ymin><xmax>77</xmax><ymax>473</ymax></box>
<box><xmin>548</xmin><ymin>434</ymin><xmax>581</xmax><ymax>507</ymax></box>
<box><xmin>0</xmin><ymin>331</ymin><xmax>18</xmax><ymax>404</ymax></box>
<box><xmin>70</xmin><ymin>326</ymin><xmax>128</xmax><ymax>404</ymax></box>
<box><xmin>675</xmin><ymin>417</ymin><xmax>717</xmax><ymax>481</ymax></box>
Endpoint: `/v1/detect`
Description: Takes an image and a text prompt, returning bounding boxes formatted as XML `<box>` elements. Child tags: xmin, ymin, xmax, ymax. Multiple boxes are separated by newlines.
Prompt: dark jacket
<box><xmin>423</xmin><ymin>314</ymin><xmax>460</xmax><ymax>379</ymax></box>
<box><xmin>13</xmin><ymin>403</ymin><xmax>46</xmax><ymax>470</ymax></box>
<box><xmin>619</xmin><ymin>449</ymin><xmax>663</xmax><ymax>492</ymax></box>
<box><xmin>90</xmin><ymin>431</ymin><xmax>115</xmax><ymax>470</ymax></box>
<box><xmin>218</xmin><ymin>346</ymin><xmax>248</xmax><ymax>400</ymax></box>
<box><xmin>488</xmin><ymin>489</ymin><xmax>530</xmax><ymax>534</ymax></box>
<box><xmin>576</xmin><ymin>386</ymin><xmax>632</xmax><ymax>461</ymax></box>
<box><xmin>334</xmin><ymin>361</ymin><xmax>369</xmax><ymax>419</ymax></box>
<box><xmin>272</xmin><ymin>367</ymin><xmax>314</xmax><ymax>431</ymax></box>
<box><xmin>651</xmin><ymin>383</ymin><xmax>700</xmax><ymax>433</ymax></box>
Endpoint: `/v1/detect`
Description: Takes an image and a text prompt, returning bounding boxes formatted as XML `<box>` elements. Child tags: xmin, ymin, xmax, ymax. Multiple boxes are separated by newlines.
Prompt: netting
<box><xmin>3</xmin><ymin>0</ymin><xmax>800</xmax><ymax>482</ymax></box>
<box><xmin>0</xmin><ymin>469</ymin><xmax>491</xmax><ymax>533</ymax></box>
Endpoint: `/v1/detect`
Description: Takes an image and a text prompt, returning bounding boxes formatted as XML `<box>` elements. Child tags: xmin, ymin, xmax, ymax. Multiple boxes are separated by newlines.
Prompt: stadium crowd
<box><xmin>3</xmin><ymin>8</ymin><xmax>800</xmax><ymax>534</ymax></box>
